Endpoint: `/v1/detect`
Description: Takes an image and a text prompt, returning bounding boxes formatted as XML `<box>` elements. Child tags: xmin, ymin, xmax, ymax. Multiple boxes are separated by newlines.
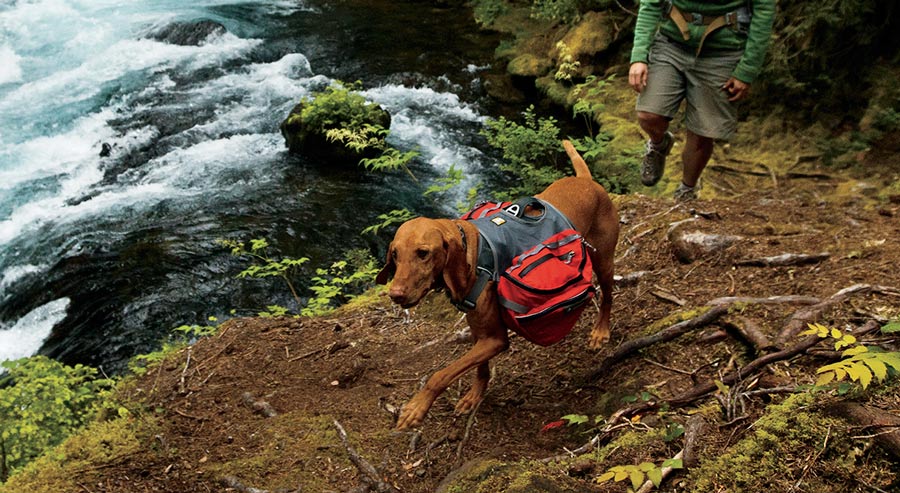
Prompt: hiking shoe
<box><xmin>641</xmin><ymin>131</ymin><xmax>674</xmax><ymax>186</ymax></box>
<box><xmin>674</xmin><ymin>183</ymin><xmax>698</xmax><ymax>202</ymax></box>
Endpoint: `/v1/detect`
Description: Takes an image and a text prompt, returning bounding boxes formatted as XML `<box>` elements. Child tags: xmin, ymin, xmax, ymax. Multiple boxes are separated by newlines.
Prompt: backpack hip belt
<box><xmin>665</xmin><ymin>2</ymin><xmax>751</xmax><ymax>56</ymax></box>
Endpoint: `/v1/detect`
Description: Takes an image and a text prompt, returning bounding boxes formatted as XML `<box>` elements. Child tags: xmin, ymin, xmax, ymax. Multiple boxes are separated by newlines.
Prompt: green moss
<box><xmin>684</xmin><ymin>393</ymin><xmax>858</xmax><ymax>492</ymax></box>
<box><xmin>1</xmin><ymin>417</ymin><xmax>158</xmax><ymax>493</ymax></box>
<box><xmin>203</xmin><ymin>413</ymin><xmax>345</xmax><ymax>491</ymax></box>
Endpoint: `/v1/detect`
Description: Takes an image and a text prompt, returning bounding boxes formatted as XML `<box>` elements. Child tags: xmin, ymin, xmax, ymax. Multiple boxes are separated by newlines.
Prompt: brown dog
<box><xmin>376</xmin><ymin>140</ymin><xmax>618</xmax><ymax>429</ymax></box>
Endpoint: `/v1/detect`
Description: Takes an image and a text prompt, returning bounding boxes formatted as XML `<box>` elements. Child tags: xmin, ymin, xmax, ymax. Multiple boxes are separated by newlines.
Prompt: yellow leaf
<box><xmin>638</xmin><ymin>462</ymin><xmax>656</xmax><ymax>472</ymax></box>
<box><xmin>865</xmin><ymin>358</ymin><xmax>888</xmax><ymax>382</ymax></box>
<box><xmin>614</xmin><ymin>470</ymin><xmax>629</xmax><ymax>482</ymax></box>
<box><xmin>630</xmin><ymin>470</ymin><xmax>644</xmax><ymax>490</ymax></box>
<box><xmin>831</xmin><ymin>328</ymin><xmax>842</xmax><ymax>339</ymax></box>
<box><xmin>816</xmin><ymin>371</ymin><xmax>835</xmax><ymax>386</ymax></box>
<box><xmin>857</xmin><ymin>364</ymin><xmax>873</xmax><ymax>389</ymax></box>
<box><xmin>631</xmin><ymin>415</ymin><xmax>642</xmax><ymax>424</ymax></box>
<box><xmin>596</xmin><ymin>472</ymin><xmax>615</xmax><ymax>483</ymax></box>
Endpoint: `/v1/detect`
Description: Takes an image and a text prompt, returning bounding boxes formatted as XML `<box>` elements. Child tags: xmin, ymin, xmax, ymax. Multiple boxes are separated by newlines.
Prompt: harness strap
<box><xmin>451</xmin><ymin>225</ymin><xmax>495</xmax><ymax>312</ymax></box>
<box><xmin>667</xmin><ymin>4</ymin><xmax>739</xmax><ymax>56</ymax></box>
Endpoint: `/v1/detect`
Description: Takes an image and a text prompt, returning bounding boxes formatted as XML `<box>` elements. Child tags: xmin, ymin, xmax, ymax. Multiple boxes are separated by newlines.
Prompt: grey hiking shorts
<box><xmin>636</xmin><ymin>34</ymin><xmax>744</xmax><ymax>140</ymax></box>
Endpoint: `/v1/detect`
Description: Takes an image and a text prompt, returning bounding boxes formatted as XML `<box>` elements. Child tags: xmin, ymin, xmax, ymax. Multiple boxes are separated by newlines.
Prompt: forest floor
<box><xmin>47</xmin><ymin>178</ymin><xmax>900</xmax><ymax>492</ymax></box>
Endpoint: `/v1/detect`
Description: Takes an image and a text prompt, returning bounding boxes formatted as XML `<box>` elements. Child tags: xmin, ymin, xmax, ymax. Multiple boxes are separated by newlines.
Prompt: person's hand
<box><xmin>722</xmin><ymin>77</ymin><xmax>750</xmax><ymax>102</ymax></box>
<box><xmin>629</xmin><ymin>62</ymin><xmax>649</xmax><ymax>93</ymax></box>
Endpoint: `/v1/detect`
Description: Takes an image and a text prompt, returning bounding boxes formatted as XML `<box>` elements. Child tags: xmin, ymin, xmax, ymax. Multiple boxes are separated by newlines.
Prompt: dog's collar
<box><xmin>451</xmin><ymin>222</ymin><xmax>495</xmax><ymax>312</ymax></box>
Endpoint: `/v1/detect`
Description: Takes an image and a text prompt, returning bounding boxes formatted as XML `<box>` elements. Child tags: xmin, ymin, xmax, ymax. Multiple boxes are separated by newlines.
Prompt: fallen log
<box><xmin>775</xmin><ymin>284</ymin><xmax>896</xmax><ymax>345</ymax></box>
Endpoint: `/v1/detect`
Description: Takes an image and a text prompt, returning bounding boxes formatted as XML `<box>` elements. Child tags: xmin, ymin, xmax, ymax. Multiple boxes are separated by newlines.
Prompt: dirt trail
<box><xmin>95</xmin><ymin>193</ymin><xmax>899</xmax><ymax>492</ymax></box>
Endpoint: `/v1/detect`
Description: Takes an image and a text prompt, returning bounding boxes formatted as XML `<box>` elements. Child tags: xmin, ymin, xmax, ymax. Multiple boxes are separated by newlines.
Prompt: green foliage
<box><xmin>530</xmin><ymin>0</ymin><xmax>580</xmax><ymax>23</ymax></box>
<box><xmin>326</xmin><ymin>123</ymin><xmax>389</xmax><ymax>153</ymax></box>
<box><xmin>803</xmin><ymin>323</ymin><xmax>900</xmax><ymax>389</ymax></box>
<box><xmin>472</xmin><ymin>0</ymin><xmax>508</xmax><ymax>27</ymax></box>
<box><xmin>882</xmin><ymin>320</ymin><xmax>900</xmax><ymax>334</ymax></box>
<box><xmin>301</xmin><ymin>249</ymin><xmax>379</xmax><ymax>317</ymax></box>
<box><xmin>423</xmin><ymin>164</ymin><xmax>463</xmax><ymax>198</ymax></box>
<box><xmin>362</xmin><ymin>208</ymin><xmax>417</xmax><ymax>236</ymax></box>
<box><xmin>553</xmin><ymin>41</ymin><xmax>581</xmax><ymax>82</ymax></box>
<box><xmin>0</xmin><ymin>356</ymin><xmax>117</xmax><ymax>481</ymax></box>
<box><xmin>218</xmin><ymin>237</ymin><xmax>308</xmax><ymax>306</ymax></box>
<box><xmin>295</xmin><ymin>81</ymin><xmax>387</xmax><ymax>148</ymax></box>
<box><xmin>596</xmin><ymin>457</ymin><xmax>683</xmax><ymax>490</ymax></box>
<box><xmin>481</xmin><ymin>105</ymin><xmax>565</xmax><ymax>198</ymax></box>
<box><xmin>359</xmin><ymin>147</ymin><xmax>419</xmax><ymax>181</ymax></box>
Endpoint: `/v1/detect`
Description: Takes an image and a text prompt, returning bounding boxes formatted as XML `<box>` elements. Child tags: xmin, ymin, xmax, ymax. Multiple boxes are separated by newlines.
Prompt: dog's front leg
<box><xmin>396</xmin><ymin>337</ymin><xmax>507</xmax><ymax>430</ymax></box>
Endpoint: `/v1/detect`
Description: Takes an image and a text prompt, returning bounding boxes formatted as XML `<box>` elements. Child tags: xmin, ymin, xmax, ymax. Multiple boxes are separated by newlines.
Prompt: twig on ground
<box><xmin>333</xmin><ymin>420</ymin><xmax>400</xmax><ymax>493</ymax></box>
<box><xmin>455</xmin><ymin>402</ymin><xmax>482</xmax><ymax>466</ymax></box>
<box><xmin>178</xmin><ymin>348</ymin><xmax>192</xmax><ymax>394</ymax></box>
<box><xmin>682</xmin><ymin>415</ymin><xmax>707</xmax><ymax>468</ymax></box>
<box><xmin>706</xmin><ymin>294</ymin><xmax>820</xmax><ymax>306</ymax></box>
<box><xmin>219</xmin><ymin>476</ymin><xmax>272</xmax><ymax>493</ymax></box>
<box><xmin>775</xmin><ymin>284</ymin><xmax>895</xmax><ymax>345</ymax></box>
<box><xmin>734</xmin><ymin>252</ymin><xmax>831</xmax><ymax>267</ymax></box>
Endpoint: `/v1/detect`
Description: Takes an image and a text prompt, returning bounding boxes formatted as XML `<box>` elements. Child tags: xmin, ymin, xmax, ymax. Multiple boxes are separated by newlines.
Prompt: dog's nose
<box><xmin>388</xmin><ymin>286</ymin><xmax>408</xmax><ymax>305</ymax></box>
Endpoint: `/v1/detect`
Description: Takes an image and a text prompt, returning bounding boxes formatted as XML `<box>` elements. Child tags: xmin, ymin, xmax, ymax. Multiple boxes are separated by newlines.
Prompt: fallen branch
<box><xmin>333</xmin><ymin>420</ymin><xmax>400</xmax><ymax>493</ymax></box>
<box><xmin>723</xmin><ymin>317</ymin><xmax>774</xmax><ymax>353</ymax></box>
<box><xmin>775</xmin><ymin>284</ymin><xmax>892</xmax><ymax>345</ymax></box>
<box><xmin>734</xmin><ymin>252</ymin><xmax>830</xmax><ymax>267</ymax></box>
<box><xmin>178</xmin><ymin>348</ymin><xmax>192</xmax><ymax>395</ymax></box>
<box><xmin>682</xmin><ymin>415</ymin><xmax>708</xmax><ymax>468</ymax></box>
<box><xmin>707</xmin><ymin>294</ymin><xmax>820</xmax><ymax>306</ymax></box>
<box><xmin>588</xmin><ymin>305</ymin><xmax>730</xmax><ymax>381</ymax></box>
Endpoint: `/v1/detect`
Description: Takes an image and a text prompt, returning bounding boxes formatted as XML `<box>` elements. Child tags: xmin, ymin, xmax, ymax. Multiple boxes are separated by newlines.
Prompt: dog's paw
<box><xmin>395</xmin><ymin>396</ymin><xmax>431</xmax><ymax>430</ymax></box>
<box><xmin>589</xmin><ymin>328</ymin><xmax>610</xmax><ymax>349</ymax></box>
<box><xmin>454</xmin><ymin>389</ymin><xmax>484</xmax><ymax>415</ymax></box>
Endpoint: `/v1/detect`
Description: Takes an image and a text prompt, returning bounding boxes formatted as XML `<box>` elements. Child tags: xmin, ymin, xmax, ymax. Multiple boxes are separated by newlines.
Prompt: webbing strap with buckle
<box><xmin>668</xmin><ymin>4</ymin><xmax>737</xmax><ymax>56</ymax></box>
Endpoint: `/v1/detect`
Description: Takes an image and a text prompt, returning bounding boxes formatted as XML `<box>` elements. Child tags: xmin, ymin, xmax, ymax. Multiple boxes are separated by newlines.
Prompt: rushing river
<box><xmin>0</xmin><ymin>0</ymin><xmax>505</xmax><ymax>371</ymax></box>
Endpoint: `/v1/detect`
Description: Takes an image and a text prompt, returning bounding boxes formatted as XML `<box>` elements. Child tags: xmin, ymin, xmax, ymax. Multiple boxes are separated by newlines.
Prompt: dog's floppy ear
<box><xmin>376</xmin><ymin>246</ymin><xmax>394</xmax><ymax>285</ymax></box>
<box><xmin>441</xmin><ymin>223</ymin><xmax>469</xmax><ymax>300</ymax></box>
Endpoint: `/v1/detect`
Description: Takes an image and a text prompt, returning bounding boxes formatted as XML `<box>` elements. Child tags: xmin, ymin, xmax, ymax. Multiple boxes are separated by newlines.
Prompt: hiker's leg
<box><xmin>637</xmin><ymin>111</ymin><xmax>670</xmax><ymax>144</ymax></box>
<box><xmin>681</xmin><ymin>130</ymin><xmax>714</xmax><ymax>188</ymax></box>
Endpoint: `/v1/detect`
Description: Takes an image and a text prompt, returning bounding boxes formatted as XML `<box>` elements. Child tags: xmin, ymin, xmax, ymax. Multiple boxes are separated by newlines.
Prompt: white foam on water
<box><xmin>0</xmin><ymin>45</ymin><xmax>23</xmax><ymax>84</ymax></box>
<box><xmin>0</xmin><ymin>298</ymin><xmax>70</xmax><ymax>365</ymax></box>
<box><xmin>0</xmin><ymin>263</ymin><xmax>46</xmax><ymax>292</ymax></box>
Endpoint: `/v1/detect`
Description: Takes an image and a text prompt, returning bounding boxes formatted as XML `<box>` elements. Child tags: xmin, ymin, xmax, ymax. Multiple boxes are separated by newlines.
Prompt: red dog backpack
<box><xmin>463</xmin><ymin>199</ymin><xmax>595</xmax><ymax>346</ymax></box>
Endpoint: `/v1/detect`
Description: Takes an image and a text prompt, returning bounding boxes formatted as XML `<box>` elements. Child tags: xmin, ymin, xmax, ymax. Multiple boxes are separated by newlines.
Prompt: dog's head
<box><xmin>376</xmin><ymin>218</ymin><xmax>469</xmax><ymax>308</ymax></box>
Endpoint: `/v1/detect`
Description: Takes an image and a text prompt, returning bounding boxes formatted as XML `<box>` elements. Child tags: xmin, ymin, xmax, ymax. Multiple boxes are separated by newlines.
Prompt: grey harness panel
<box><xmin>454</xmin><ymin>197</ymin><xmax>577</xmax><ymax>311</ymax></box>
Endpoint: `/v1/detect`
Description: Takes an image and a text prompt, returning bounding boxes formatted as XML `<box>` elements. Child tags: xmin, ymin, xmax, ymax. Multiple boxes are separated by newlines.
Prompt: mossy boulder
<box><xmin>279</xmin><ymin>83</ymin><xmax>392</xmax><ymax>164</ymax></box>
<box><xmin>553</xmin><ymin>11</ymin><xmax>616</xmax><ymax>78</ymax></box>
<box><xmin>507</xmin><ymin>53</ymin><xmax>554</xmax><ymax>78</ymax></box>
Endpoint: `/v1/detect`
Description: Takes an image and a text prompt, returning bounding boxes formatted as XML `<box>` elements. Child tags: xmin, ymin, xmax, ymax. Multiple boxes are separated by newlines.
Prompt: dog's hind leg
<box><xmin>588</xmin><ymin>233</ymin><xmax>617</xmax><ymax>349</ymax></box>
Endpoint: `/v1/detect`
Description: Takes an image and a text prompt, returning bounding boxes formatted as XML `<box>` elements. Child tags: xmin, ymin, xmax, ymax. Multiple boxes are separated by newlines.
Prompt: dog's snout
<box><xmin>388</xmin><ymin>286</ymin><xmax>409</xmax><ymax>305</ymax></box>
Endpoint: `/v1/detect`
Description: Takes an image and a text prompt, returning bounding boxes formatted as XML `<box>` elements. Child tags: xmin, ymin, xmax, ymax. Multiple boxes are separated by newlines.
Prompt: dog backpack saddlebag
<box><xmin>497</xmin><ymin>229</ymin><xmax>595</xmax><ymax>346</ymax></box>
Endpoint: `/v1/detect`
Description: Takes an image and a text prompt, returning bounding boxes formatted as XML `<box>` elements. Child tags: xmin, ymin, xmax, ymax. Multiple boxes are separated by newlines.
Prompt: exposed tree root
<box><xmin>587</xmin><ymin>305</ymin><xmax>730</xmax><ymax>381</ymax></box>
<box><xmin>734</xmin><ymin>252</ymin><xmax>830</xmax><ymax>267</ymax></box>
<box><xmin>825</xmin><ymin>402</ymin><xmax>900</xmax><ymax>460</ymax></box>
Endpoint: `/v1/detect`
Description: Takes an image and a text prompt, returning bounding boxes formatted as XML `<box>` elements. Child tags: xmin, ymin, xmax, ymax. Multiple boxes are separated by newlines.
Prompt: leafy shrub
<box><xmin>0</xmin><ymin>356</ymin><xmax>117</xmax><ymax>481</ymax></box>
<box><xmin>481</xmin><ymin>105</ymin><xmax>565</xmax><ymax>199</ymax></box>
<box><xmin>302</xmin><ymin>249</ymin><xmax>379</xmax><ymax>317</ymax></box>
<box><xmin>292</xmin><ymin>81</ymin><xmax>389</xmax><ymax>152</ymax></box>
<box><xmin>472</xmin><ymin>0</ymin><xmax>508</xmax><ymax>27</ymax></box>
<box><xmin>531</xmin><ymin>0</ymin><xmax>580</xmax><ymax>23</ymax></box>
<box><xmin>803</xmin><ymin>323</ymin><xmax>900</xmax><ymax>389</ymax></box>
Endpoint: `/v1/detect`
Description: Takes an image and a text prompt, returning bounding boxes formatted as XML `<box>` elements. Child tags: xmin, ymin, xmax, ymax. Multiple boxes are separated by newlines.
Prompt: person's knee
<box><xmin>637</xmin><ymin>111</ymin><xmax>667</xmax><ymax>130</ymax></box>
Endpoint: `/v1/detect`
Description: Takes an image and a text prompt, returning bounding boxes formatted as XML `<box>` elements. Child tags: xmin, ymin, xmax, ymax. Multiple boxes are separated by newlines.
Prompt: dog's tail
<box><xmin>562</xmin><ymin>140</ymin><xmax>591</xmax><ymax>179</ymax></box>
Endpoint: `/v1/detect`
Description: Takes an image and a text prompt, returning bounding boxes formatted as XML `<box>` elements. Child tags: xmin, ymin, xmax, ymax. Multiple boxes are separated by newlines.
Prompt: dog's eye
<box><xmin>416</xmin><ymin>248</ymin><xmax>429</xmax><ymax>259</ymax></box>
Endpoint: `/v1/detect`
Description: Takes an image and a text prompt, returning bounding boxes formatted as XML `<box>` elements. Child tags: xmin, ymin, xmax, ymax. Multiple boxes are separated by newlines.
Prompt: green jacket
<box><xmin>630</xmin><ymin>0</ymin><xmax>775</xmax><ymax>83</ymax></box>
